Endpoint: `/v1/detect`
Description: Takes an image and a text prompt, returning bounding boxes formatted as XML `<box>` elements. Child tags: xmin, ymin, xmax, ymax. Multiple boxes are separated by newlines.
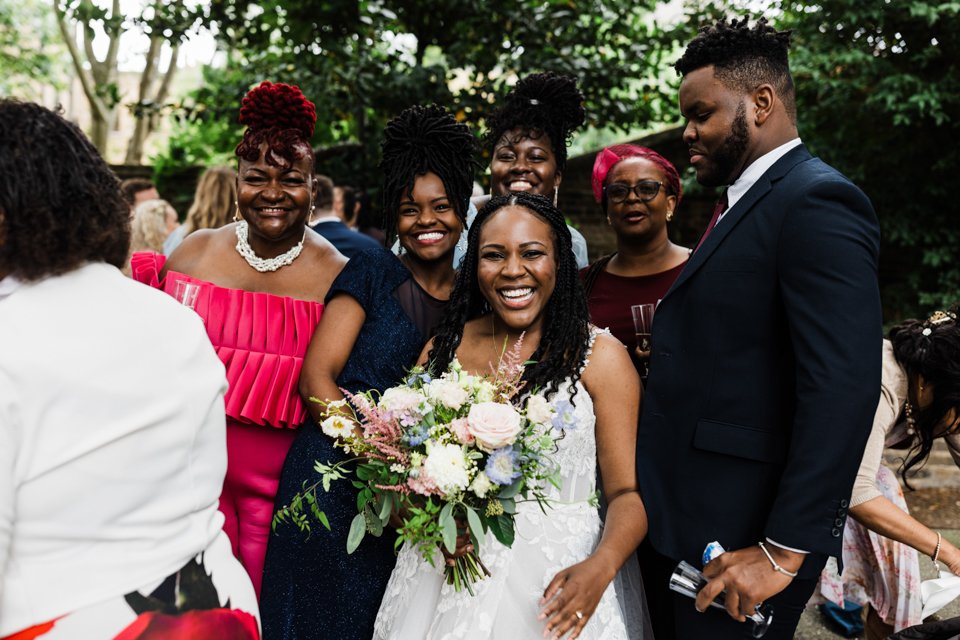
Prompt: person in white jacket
<box><xmin>0</xmin><ymin>99</ymin><xmax>259</xmax><ymax>639</ymax></box>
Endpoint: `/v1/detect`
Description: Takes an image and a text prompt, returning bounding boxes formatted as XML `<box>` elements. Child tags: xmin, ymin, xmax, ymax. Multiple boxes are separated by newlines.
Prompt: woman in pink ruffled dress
<box><xmin>132</xmin><ymin>81</ymin><xmax>346</xmax><ymax>598</ymax></box>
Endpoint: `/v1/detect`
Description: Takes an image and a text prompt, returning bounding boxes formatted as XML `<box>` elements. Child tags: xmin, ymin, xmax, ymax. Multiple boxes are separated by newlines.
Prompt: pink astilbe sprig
<box><xmin>341</xmin><ymin>388</ymin><xmax>409</xmax><ymax>464</ymax></box>
<box><xmin>375</xmin><ymin>483</ymin><xmax>412</xmax><ymax>494</ymax></box>
<box><xmin>489</xmin><ymin>332</ymin><xmax>528</xmax><ymax>402</ymax></box>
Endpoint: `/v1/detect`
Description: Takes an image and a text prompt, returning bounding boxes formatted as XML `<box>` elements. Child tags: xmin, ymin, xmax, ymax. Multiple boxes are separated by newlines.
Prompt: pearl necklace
<box><xmin>234</xmin><ymin>220</ymin><xmax>305</xmax><ymax>272</ymax></box>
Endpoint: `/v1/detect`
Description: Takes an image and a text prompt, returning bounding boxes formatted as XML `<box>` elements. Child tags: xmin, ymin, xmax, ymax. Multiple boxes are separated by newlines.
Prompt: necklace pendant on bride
<box><xmin>234</xmin><ymin>220</ymin><xmax>305</xmax><ymax>272</ymax></box>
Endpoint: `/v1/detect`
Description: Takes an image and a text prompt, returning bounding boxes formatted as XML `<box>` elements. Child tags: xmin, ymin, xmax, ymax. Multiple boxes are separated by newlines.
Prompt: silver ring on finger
<box><xmin>575</xmin><ymin>610</ymin><xmax>584</xmax><ymax>620</ymax></box>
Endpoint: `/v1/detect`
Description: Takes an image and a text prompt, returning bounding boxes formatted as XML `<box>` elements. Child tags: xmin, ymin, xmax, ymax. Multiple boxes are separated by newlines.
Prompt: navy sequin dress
<box><xmin>260</xmin><ymin>248</ymin><xmax>447</xmax><ymax>639</ymax></box>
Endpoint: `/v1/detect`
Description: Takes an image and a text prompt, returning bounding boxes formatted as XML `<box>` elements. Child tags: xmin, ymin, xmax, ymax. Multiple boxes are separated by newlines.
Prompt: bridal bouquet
<box><xmin>274</xmin><ymin>340</ymin><xmax>570</xmax><ymax>594</ymax></box>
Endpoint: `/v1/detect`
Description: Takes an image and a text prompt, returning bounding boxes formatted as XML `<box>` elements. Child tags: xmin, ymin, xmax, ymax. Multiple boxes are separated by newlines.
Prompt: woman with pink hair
<box><xmin>580</xmin><ymin>145</ymin><xmax>689</xmax><ymax>379</ymax></box>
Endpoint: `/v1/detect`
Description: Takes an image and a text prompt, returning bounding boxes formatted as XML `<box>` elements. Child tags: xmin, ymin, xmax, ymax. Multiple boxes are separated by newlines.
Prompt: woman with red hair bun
<box><xmin>131</xmin><ymin>81</ymin><xmax>346</xmax><ymax>598</ymax></box>
<box><xmin>580</xmin><ymin>144</ymin><xmax>690</xmax><ymax>380</ymax></box>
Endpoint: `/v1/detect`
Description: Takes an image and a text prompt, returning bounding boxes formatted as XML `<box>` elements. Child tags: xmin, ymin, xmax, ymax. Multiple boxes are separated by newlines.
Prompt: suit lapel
<box><xmin>663</xmin><ymin>144</ymin><xmax>813</xmax><ymax>300</ymax></box>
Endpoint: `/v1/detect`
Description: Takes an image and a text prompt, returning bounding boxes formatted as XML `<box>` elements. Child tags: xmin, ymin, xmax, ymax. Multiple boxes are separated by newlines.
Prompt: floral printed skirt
<box><xmin>813</xmin><ymin>464</ymin><xmax>923</xmax><ymax>631</ymax></box>
<box><xmin>1</xmin><ymin>533</ymin><xmax>260</xmax><ymax>640</ymax></box>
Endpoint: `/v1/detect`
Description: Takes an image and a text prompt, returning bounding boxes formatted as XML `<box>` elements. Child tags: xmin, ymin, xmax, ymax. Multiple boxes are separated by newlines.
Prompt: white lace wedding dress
<box><xmin>373</xmin><ymin>331</ymin><xmax>650</xmax><ymax>639</ymax></box>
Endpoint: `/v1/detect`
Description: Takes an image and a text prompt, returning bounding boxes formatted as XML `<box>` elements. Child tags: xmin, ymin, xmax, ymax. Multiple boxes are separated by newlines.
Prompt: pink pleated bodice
<box><xmin>131</xmin><ymin>252</ymin><xmax>324</xmax><ymax>430</ymax></box>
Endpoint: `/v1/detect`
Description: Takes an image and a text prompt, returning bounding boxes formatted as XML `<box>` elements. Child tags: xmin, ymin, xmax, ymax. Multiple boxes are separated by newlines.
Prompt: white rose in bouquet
<box><xmin>469</xmin><ymin>471</ymin><xmax>493</xmax><ymax>498</ymax></box>
<box><xmin>474</xmin><ymin>380</ymin><xmax>496</xmax><ymax>403</ymax></box>
<box><xmin>467</xmin><ymin>402</ymin><xmax>522</xmax><ymax>452</ymax></box>
<box><xmin>427</xmin><ymin>379</ymin><xmax>470</xmax><ymax>410</ymax></box>
<box><xmin>525</xmin><ymin>393</ymin><xmax>555</xmax><ymax>426</ymax></box>
<box><xmin>423</xmin><ymin>442</ymin><xmax>470</xmax><ymax>494</ymax></box>
<box><xmin>378</xmin><ymin>386</ymin><xmax>424</xmax><ymax>415</ymax></box>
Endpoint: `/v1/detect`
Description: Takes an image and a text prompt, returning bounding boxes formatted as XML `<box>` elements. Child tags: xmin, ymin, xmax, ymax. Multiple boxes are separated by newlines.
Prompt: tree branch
<box><xmin>103</xmin><ymin>0</ymin><xmax>121</xmax><ymax>80</ymax></box>
<box><xmin>53</xmin><ymin>0</ymin><xmax>107</xmax><ymax>123</ymax></box>
<box><xmin>155</xmin><ymin>42</ymin><xmax>179</xmax><ymax>105</ymax></box>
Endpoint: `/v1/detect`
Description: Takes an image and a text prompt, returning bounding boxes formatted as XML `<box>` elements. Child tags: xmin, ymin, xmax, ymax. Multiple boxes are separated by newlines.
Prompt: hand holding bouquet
<box><xmin>274</xmin><ymin>338</ymin><xmax>571</xmax><ymax>593</ymax></box>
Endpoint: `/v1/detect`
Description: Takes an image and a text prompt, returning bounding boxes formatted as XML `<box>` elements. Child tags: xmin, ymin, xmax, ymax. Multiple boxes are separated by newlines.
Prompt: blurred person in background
<box><xmin>308</xmin><ymin>174</ymin><xmax>381</xmax><ymax>258</ymax></box>
<box><xmin>131</xmin><ymin>198</ymin><xmax>178</xmax><ymax>255</ymax></box>
<box><xmin>164</xmin><ymin>166</ymin><xmax>237</xmax><ymax>256</ymax></box>
<box><xmin>120</xmin><ymin>177</ymin><xmax>160</xmax><ymax>211</ymax></box>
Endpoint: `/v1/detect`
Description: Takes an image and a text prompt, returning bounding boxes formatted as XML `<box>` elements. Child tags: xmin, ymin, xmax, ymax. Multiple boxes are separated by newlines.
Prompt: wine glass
<box><xmin>630</xmin><ymin>303</ymin><xmax>655</xmax><ymax>377</ymax></box>
<box><xmin>174</xmin><ymin>280</ymin><xmax>201</xmax><ymax>310</ymax></box>
<box><xmin>669</xmin><ymin>560</ymin><xmax>774</xmax><ymax>638</ymax></box>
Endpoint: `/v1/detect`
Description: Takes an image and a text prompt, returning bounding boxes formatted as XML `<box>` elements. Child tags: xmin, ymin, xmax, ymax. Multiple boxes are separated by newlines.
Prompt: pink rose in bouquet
<box><xmin>467</xmin><ymin>402</ymin><xmax>522</xmax><ymax>452</ymax></box>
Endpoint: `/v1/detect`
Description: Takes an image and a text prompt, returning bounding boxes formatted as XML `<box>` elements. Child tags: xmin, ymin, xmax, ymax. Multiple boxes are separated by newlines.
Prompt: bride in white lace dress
<box><xmin>374</xmin><ymin>193</ymin><xmax>651</xmax><ymax>639</ymax></box>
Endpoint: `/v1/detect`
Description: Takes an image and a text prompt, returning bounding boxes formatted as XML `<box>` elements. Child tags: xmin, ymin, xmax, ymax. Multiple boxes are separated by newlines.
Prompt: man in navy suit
<box><xmin>309</xmin><ymin>175</ymin><xmax>381</xmax><ymax>258</ymax></box>
<box><xmin>636</xmin><ymin>17</ymin><xmax>882</xmax><ymax>639</ymax></box>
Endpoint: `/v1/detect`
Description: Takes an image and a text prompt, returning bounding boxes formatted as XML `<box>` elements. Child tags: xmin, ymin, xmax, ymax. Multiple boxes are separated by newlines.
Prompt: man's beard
<box><xmin>701</xmin><ymin>103</ymin><xmax>750</xmax><ymax>187</ymax></box>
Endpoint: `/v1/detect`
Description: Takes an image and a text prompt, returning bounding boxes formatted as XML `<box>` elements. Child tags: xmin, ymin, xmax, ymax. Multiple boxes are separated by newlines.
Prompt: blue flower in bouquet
<box><xmin>403</xmin><ymin>422</ymin><xmax>430</xmax><ymax>447</ymax></box>
<box><xmin>551</xmin><ymin>397</ymin><xmax>578</xmax><ymax>432</ymax></box>
<box><xmin>485</xmin><ymin>446</ymin><xmax>521</xmax><ymax>485</ymax></box>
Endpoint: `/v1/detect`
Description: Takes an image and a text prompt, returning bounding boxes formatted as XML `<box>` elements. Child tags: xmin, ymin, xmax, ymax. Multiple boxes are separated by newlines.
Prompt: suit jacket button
<box><xmin>838</xmin><ymin>507</ymin><xmax>847</xmax><ymax>516</ymax></box>
<box><xmin>831</xmin><ymin>527</ymin><xmax>841</xmax><ymax>537</ymax></box>
<box><xmin>835</xmin><ymin>518</ymin><xmax>844</xmax><ymax>526</ymax></box>
<box><xmin>839</xmin><ymin>499</ymin><xmax>849</xmax><ymax>508</ymax></box>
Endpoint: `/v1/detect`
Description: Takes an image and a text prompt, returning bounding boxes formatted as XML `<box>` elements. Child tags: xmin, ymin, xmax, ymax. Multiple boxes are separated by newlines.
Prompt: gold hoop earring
<box><xmin>234</xmin><ymin>203</ymin><xmax>242</xmax><ymax>222</ymax></box>
<box><xmin>666</xmin><ymin>210</ymin><xmax>674</xmax><ymax>222</ymax></box>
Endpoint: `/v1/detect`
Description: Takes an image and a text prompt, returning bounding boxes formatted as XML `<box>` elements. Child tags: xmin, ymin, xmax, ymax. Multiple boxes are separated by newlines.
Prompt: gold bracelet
<box><xmin>758</xmin><ymin>541</ymin><xmax>799</xmax><ymax>578</ymax></box>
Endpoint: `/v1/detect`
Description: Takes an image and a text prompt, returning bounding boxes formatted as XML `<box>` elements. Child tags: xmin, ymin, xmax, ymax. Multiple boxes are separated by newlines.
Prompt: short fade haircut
<box><xmin>675</xmin><ymin>17</ymin><xmax>796</xmax><ymax>122</ymax></box>
<box><xmin>120</xmin><ymin>178</ymin><xmax>156</xmax><ymax>205</ymax></box>
<box><xmin>315</xmin><ymin>174</ymin><xmax>334</xmax><ymax>210</ymax></box>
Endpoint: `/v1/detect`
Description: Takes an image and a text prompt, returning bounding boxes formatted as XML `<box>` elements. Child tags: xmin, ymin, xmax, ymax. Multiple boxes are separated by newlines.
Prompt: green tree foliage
<box><xmin>157</xmin><ymin>0</ymin><xmax>666</xmax><ymax>186</ymax></box>
<box><xmin>779</xmin><ymin>0</ymin><xmax>960</xmax><ymax>317</ymax></box>
<box><xmin>0</xmin><ymin>0</ymin><xmax>67</xmax><ymax>98</ymax></box>
<box><xmin>54</xmin><ymin>0</ymin><xmax>207</xmax><ymax>160</ymax></box>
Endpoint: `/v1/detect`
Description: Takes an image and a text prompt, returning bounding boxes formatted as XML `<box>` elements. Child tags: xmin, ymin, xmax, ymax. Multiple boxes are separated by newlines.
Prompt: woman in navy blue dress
<box><xmin>260</xmin><ymin>105</ymin><xmax>479</xmax><ymax>639</ymax></box>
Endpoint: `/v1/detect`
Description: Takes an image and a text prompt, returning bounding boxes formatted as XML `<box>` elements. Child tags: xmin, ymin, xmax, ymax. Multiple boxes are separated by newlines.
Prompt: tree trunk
<box><xmin>89</xmin><ymin>111</ymin><xmax>111</xmax><ymax>154</ymax></box>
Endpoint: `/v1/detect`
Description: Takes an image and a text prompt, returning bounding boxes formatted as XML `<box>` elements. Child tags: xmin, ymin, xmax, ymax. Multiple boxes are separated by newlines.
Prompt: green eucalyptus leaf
<box><xmin>346</xmin><ymin>513</ymin><xmax>367</xmax><ymax>554</ymax></box>
<box><xmin>441</xmin><ymin>513</ymin><xmax>458</xmax><ymax>554</ymax></box>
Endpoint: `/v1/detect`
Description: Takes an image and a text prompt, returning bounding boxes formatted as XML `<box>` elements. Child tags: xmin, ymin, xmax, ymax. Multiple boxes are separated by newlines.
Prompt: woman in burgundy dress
<box><xmin>132</xmin><ymin>81</ymin><xmax>346</xmax><ymax>598</ymax></box>
<box><xmin>580</xmin><ymin>145</ymin><xmax>689</xmax><ymax>379</ymax></box>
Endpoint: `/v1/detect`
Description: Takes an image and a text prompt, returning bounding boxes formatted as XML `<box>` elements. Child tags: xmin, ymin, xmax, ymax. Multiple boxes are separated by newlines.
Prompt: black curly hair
<box><xmin>675</xmin><ymin>17</ymin><xmax>796</xmax><ymax>122</ymax></box>
<box><xmin>380</xmin><ymin>104</ymin><xmax>479</xmax><ymax>246</ymax></box>
<box><xmin>0</xmin><ymin>100</ymin><xmax>129</xmax><ymax>281</ymax></box>
<box><xmin>484</xmin><ymin>72</ymin><xmax>585</xmax><ymax>173</ymax></box>
<box><xmin>889</xmin><ymin>305</ymin><xmax>960</xmax><ymax>488</ymax></box>
<box><xmin>427</xmin><ymin>192</ymin><xmax>591</xmax><ymax>403</ymax></box>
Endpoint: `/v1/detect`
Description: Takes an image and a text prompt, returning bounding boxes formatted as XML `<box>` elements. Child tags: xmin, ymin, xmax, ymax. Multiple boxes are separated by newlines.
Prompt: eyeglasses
<box><xmin>605</xmin><ymin>181</ymin><xmax>669</xmax><ymax>204</ymax></box>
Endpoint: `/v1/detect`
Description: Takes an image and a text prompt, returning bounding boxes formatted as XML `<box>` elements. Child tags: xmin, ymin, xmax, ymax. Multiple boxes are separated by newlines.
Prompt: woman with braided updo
<box><xmin>581</xmin><ymin>145</ymin><xmax>689</xmax><ymax>379</ymax></box>
<box><xmin>261</xmin><ymin>104</ymin><xmax>478</xmax><ymax>639</ymax></box>
<box><xmin>815</xmin><ymin>307</ymin><xmax>960</xmax><ymax>638</ymax></box>
<box><xmin>479</xmin><ymin>72</ymin><xmax>590</xmax><ymax>269</ymax></box>
<box><xmin>374</xmin><ymin>192</ymin><xmax>652</xmax><ymax>639</ymax></box>
<box><xmin>131</xmin><ymin>81</ymin><xmax>346</xmax><ymax>598</ymax></box>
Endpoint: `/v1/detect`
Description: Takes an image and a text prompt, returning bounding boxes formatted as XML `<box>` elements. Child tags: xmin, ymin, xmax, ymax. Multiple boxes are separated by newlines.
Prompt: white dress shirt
<box><xmin>718</xmin><ymin>137</ymin><xmax>803</xmax><ymax>224</ymax></box>
<box><xmin>0</xmin><ymin>263</ymin><xmax>229</xmax><ymax>634</ymax></box>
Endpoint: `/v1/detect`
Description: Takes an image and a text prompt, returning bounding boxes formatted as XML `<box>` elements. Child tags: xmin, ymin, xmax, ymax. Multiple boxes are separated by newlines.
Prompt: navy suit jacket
<box><xmin>311</xmin><ymin>220</ymin><xmax>382</xmax><ymax>259</ymax></box>
<box><xmin>637</xmin><ymin>145</ymin><xmax>882</xmax><ymax>578</ymax></box>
